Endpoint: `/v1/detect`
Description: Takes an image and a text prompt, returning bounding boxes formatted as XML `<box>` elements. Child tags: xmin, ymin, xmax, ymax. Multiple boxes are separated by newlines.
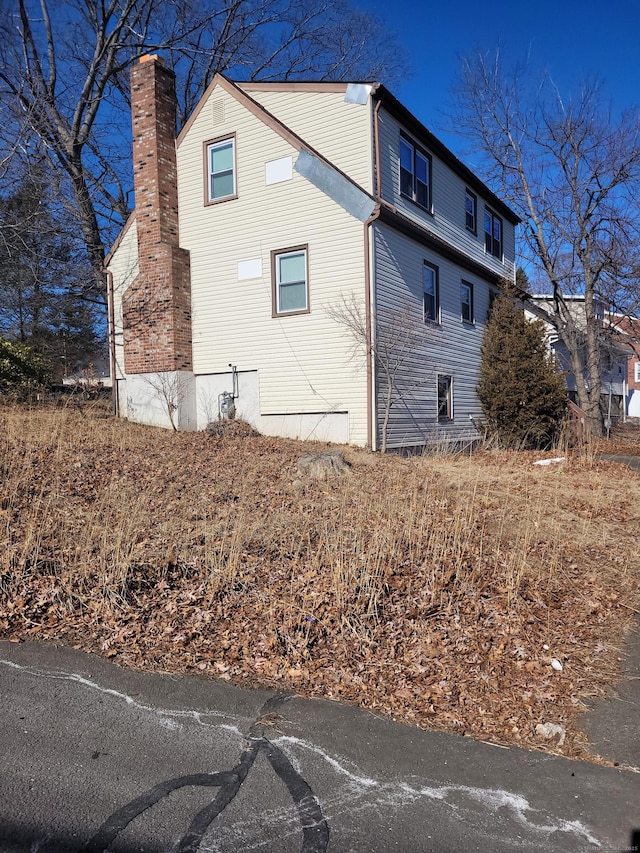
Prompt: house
<box><xmin>106</xmin><ymin>55</ymin><xmax>519</xmax><ymax>450</ymax></box>
<box><xmin>526</xmin><ymin>295</ymin><xmax>631</xmax><ymax>425</ymax></box>
<box><xmin>606</xmin><ymin>313</ymin><xmax>640</xmax><ymax>420</ymax></box>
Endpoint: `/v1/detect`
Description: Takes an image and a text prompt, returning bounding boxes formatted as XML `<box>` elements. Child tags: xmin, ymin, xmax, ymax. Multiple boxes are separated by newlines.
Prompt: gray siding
<box><xmin>376</xmin><ymin>108</ymin><xmax>516</xmax><ymax>283</ymax></box>
<box><xmin>373</xmin><ymin>223</ymin><xmax>490</xmax><ymax>449</ymax></box>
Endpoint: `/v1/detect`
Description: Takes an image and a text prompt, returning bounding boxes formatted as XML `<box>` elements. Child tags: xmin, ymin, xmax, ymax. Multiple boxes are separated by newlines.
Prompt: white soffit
<box><xmin>237</xmin><ymin>259</ymin><xmax>262</xmax><ymax>280</ymax></box>
<box><xmin>265</xmin><ymin>156</ymin><xmax>293</xmax><ymax>185</ymax></box>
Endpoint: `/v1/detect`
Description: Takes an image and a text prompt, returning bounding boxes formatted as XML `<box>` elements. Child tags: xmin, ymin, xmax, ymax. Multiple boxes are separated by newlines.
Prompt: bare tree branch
<box><xmin>451</xmin><ymin>50</ymin><xmax>640</xmax><ymax>437</ymax></box>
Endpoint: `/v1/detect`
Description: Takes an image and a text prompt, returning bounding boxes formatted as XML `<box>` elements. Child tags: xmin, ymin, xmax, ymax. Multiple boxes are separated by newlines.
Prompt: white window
<box><xmin>437</xmin><ymin>375</ymin><xmax>453</xmax><ymax>421</ymax></box>
<box><xmin>400</xmin><ymin>136</ymin><xmax>431</xmax><ymax>210</ymax></box>
<box><xmin>272</xmin><ymin>246</ymin><xmax>309</xmax><ymax>315</ymax></box>
<box><xmin>635</xmin><ymin>362</ymin><xmax>640</xmax><ymax>383</ymax></box>
<box><xmin>206</xmin><ymin>136</ymin><xmax>236</xmax><ymax>202</ymax></box>
<box><xmin>461</xmin><ymin>281</ymin><xmax>474</xmax><ymax>323</ymax></box>
<box><xmin>423</xmin><ymin>262</ymin><xmax>439</xmax><ymax>323</ymax></box>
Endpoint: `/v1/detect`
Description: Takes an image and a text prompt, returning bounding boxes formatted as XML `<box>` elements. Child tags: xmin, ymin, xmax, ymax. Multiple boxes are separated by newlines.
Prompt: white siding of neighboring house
<box><xmin>176</xmin><ymin>82</ymin><xmax>370</xmax><ymax>445</ymax></box>
<box><xmin>238</xmin><ymin>86</ymin><xmax>374</xmax><ymax>193</ymax></box>
<box><xmin>526</xmin><ymin>301</ymin><xmax>628</xmax><ymax>406</ymax></box>
<box><xmin>107</xmin><ymin>217</ymin><xmax>138</xmax><ymax>412</ymax></box>
<box><xmin>372</xmin><ymin>223</ymin><xmax>490</xmax><ymax>449</ymax></box>
<box><xmin>376</xmin><ymin>108</ymin><xmax>516</xmax><ymax>283</ymax></box>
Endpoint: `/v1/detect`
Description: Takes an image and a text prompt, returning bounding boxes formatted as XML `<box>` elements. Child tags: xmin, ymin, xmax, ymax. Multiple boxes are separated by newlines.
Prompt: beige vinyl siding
<box><xmin>377</xmin><ymin>108</ymin><xmax>516</xmax><ymax>282</ymax></box>
<box><xmin>177</xmin><ymin>83</ymin><xmax>369</xmax><ymax>445</ymax></box>
<box><xmin>238</xmin><ymin>88</ymin><xmax>374</xmax><ymax>193</ymax></box>
<box><xmin>373</xmin><ymin>222</ymin><xmax>488</xmax><ymax>449</ymax></box>
<box><xmin>107</xmin><ymin>219</ymin><xmax>138</xmax><ymax>382</ymax></box>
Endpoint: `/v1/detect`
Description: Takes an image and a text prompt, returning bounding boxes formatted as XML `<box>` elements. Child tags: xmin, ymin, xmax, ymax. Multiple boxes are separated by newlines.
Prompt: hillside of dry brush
<box><xmin>1</xmin><ymin>406</ymin><xmax>639</xmax><ymax>760</ymax></box>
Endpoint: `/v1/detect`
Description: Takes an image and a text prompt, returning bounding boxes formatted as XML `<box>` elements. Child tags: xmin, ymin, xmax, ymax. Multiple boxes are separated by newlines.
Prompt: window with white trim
<box><xmin>437</xmin><ymin>375</ymin><xmax>453</xmax><ymax>421</ymax></box>
<box><xmin>272</xmin><ymin>246</ymin><xmax>309</xmax><ymax>316</ymax></box>
<box><xmin>423</xmin><ymin>262</ymin><xmax>439</xmax><ymax>322</ymax></box>
<box><xmin>461</xmin><ymin>281</ymin><xmax>474</xmax><ymax>323</ymax></box>
<box><xmin>400</xmin><ymin>136</ymin><xmax>431</xmax><ymax>210</ymax></box>
<box><xmin>206</xmin><ymin>136</ymin><xmax>236</xmax><ymax>202</ymax></box>
<box><xmin>635</xmin><ymin>361</ymin><xmax>640</xmax><ymax>383</ymax></box>
<box><xmin>465</xmin><ymin>190</ymin><xmax>477</xmax><ymax>232</ymax></box>
<box><xmin>484</xmin><ymin>207</ymin><xmax>502</xmax><ymax>258</ymax></box>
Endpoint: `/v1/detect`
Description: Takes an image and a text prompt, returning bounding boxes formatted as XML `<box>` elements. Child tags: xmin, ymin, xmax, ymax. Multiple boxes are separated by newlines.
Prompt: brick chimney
<box><xmin>123</xmin><ymin>55</ymin><xmax>192</xmax><ymax>374</ymax></box>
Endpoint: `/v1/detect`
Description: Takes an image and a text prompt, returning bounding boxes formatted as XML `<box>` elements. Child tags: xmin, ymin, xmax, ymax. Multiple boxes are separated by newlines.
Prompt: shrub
<box><xmin>477</xmin><ymin>286</ymin><xmax>566</xmax><ymax>449</ymax></box>
<box><xmin>0</xmin><ymin>338</ymin><xmax>49</xmax><ymax>397</ymax></box>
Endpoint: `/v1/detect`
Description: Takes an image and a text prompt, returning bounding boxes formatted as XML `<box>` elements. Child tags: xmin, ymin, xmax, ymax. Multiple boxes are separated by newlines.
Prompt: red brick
<box><xmin>123</xmin><ymin>56</ymin><xmax>192</xmax><ymax>374</ymax></box>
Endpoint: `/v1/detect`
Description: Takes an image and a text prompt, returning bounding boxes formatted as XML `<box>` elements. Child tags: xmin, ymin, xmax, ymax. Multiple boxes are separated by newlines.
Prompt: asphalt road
<box><xmin>0</xmin><ymin>641</ymin><xmax>638</xmax><ymax>853</ymax></box>
<box><xmin>598</xmin><ymin>453</ymin><xmax>640</xmax><ymax>471</ymax></box>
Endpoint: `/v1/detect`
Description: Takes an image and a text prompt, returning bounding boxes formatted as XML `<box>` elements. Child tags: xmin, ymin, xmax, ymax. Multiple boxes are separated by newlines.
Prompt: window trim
<box><xmin>204</xmin><ymin>133</ymin><xmax>237</xmax><ymax>205</ymax></box>
<box><xmin>423</xmin><ymin>261</ymin><xmax>440</xmax><ymax>323</ymax></box>
<box><xmin>400</xmin><ymin>134</ymin><xmax>432</xmax><ymax>212</ymax></box>
<box><xmin>271</xmin><ymin>244</ymin><xmax>310</xmax><ymax>317</ymax></box>
<box><xmin>484</xmin><ymin>207</ymin><xmax>503</xmax><ymax>259</ymax></box>
<box><xmin>461</xmin><ymin>280</ymin><xmax>474</xmax><ymax>324</ymax></box>
<box><xmin>437</xmin><ymin>374</ymin><xmax>453</xmax><ymax>422</ymax></box>
<box><xmin>465</xmin><ymin>189</ymin><xmax>477</xmax><ymax>233</ymax></box>
<box><xmin>635</xmin><ymin>361</ymin><xmax>640</xmax><ymax>383</ymax></box>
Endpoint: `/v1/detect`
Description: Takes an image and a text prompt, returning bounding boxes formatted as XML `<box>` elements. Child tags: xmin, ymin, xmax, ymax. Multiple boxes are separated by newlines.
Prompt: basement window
<box><xmin>437</xmin><ymin>375</ymin><xmax>453</xmax><ymax>421</ymax></box>
<box><xmin>205</xmin><ymin>135</ymin><xmax>236</xmax><ymax>203</ymax></box>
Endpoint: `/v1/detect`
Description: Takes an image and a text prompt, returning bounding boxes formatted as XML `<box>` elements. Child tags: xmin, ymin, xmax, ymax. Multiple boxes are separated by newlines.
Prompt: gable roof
<box><xmin>179</xmin><ymin>75</ymin><xmax>520</xmax><ymax>228</ymax></box>
<box><xmin>178</xmin><ymin>77</ymin><xmax>370</xmax><ymax>189</ymax></box>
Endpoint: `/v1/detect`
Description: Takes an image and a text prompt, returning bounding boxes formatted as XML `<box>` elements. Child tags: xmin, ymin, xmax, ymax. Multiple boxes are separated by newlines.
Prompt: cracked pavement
<box><xmin>0</xmin><ymin>641</ymin><xmax>638</xmax><ymax>852</ymax></box>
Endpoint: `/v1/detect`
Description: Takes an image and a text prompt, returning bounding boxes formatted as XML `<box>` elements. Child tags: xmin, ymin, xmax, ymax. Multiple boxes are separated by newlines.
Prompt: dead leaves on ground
<box><xmin>1</xmin><ymin>408</ymin><xmax>639</xmax><ymax>760</ymax></box>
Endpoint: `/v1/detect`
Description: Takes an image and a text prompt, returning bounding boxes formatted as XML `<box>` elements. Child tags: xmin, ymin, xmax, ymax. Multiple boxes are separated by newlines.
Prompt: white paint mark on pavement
<box><xmin>275</xmin><ymin>735</ymin><xmax>601</xmax><ymax>848</ymax></box>
<box><xmin>0</xmin><ymin>657</ymin><xmax>245</xmax><ymax>731</ymax></box>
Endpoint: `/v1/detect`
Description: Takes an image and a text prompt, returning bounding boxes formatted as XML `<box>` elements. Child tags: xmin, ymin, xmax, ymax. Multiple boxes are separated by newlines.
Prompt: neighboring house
<box><xmin>526</xmin><ymin>296</ymin><xmax>630</xmax><ymax>424</ymax></box>
<box><xmin>606</xmin><ymin>313</ymin><xmax>640</xmax><ymax>420</ymax></box>
<box><xmin>106</xmin><ymin>55</ymin><xmax>518</xmax><ymax>450</ymax></box>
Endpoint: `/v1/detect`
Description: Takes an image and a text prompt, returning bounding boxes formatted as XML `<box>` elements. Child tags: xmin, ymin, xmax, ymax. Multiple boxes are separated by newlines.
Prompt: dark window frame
<box><xmin>271</xmin><ymin>244</ymin><xmax>310</xmax><ymax>317</ymax></box>
<box><xmin>437</xmin><ymin>374</ymin><xmax>453</xmax><ymax>421</ymax></box>
<box><xmin>461</xmin><ymin>280</ymin><xmax>474</xmax><ymax>324</ymax></box>
<box><xmin>423</xmin><ymin>261</ymin><xmax>440</xmax><ymax>323</ymax></box>
<box><xmin>465</xmin><ymin>189</ymin><xmax>477</xmax><ymax>233</ymax></box>
<box><xmin>400</xmin><ymin>135</ymin><xmax>432</xmax><ymax>212</ymax></box>
<box><xmin>484</xmin><ymin>207</ymin><xmax>503</xmax><ymax>259</ymax></box>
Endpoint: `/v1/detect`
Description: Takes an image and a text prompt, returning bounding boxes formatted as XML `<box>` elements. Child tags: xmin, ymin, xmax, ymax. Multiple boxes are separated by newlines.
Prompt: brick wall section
<box><xmin>123</xmin><ymin>55</ymin><xmax>192</xmax><ymax>374</ymax></box>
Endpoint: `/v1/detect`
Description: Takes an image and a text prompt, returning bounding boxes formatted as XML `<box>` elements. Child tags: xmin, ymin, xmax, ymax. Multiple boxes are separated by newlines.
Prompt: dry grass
<box><xmin>1</xmin><ymin>404</ymin><xmax>639</xmax><ymax>759</ymax></box>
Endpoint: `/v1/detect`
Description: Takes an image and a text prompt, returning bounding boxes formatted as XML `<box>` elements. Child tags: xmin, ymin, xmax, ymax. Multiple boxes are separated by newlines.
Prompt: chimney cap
<box><xmin>138</xmin><ymin>54</ymin><xmax>166</xmax><ymax>66</ymax></box>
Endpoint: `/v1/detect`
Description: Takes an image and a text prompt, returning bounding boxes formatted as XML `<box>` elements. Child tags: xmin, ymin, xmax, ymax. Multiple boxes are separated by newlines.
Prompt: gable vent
<box><xmin>211</xmin><ymin>100</ymin><xmax>225</xmax><ymax>126</ymax></box>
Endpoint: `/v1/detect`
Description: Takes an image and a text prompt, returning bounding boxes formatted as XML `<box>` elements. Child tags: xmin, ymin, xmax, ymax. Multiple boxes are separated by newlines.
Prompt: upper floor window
<box><xmin>461</xmin><ymin>281</ymin><xmax>474</xmax><ymax>324</ymax></box>
<box><xmin>206</xmin><ymin>136</ymin><xmax>236</xmax><ymax>203</ymax></box>
<box><xmin>272</xmin><ymin>245</ymin><xmax>309</xmax><ymax>316</ymax></box>
<box><xmin>400</xmin><ymin>136</ymin><xmax>431</xmax><ymax>211</ymax></box>
<box><xmin>484</xmin><ymin>208</ymin><xmax>502</xmax><ymax>258</ymax></box>
<box><xmin>635</xmin><ymin>362</ymin><xmax>640</xmax><ymax>383</ymax></box>
<box><xmin>423</xmin><ymin>262</ymin><xmax>439</xmax><ymax>323</ymax></box>
<box><xmin>465</xmin><ymin>190</ymin><xmax>477</xmax><ymax>233</ymax></box>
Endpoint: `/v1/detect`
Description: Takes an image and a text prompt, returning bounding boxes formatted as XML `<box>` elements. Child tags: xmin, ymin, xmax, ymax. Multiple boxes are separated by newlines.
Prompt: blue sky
<box><xmin>356</xmin><ymin>0</ymin><xmax>640</xmax><ymax>157</ymax></box>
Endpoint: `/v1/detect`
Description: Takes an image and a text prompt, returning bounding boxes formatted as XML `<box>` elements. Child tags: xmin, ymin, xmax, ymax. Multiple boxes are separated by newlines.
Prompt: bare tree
<box><xmin>452</xmin><ymin>50</ymin><xmax>640</xmax><ymax>438</ymax></box>
<box><xmin>0</xmin><ymin>0</ymin><xmax>404</xmax><ymax>316</ymax></box>
<box><xmin>328</xmin><ymin>296</ymin><xmax>430</xmax><ymax>453</ymax></box>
